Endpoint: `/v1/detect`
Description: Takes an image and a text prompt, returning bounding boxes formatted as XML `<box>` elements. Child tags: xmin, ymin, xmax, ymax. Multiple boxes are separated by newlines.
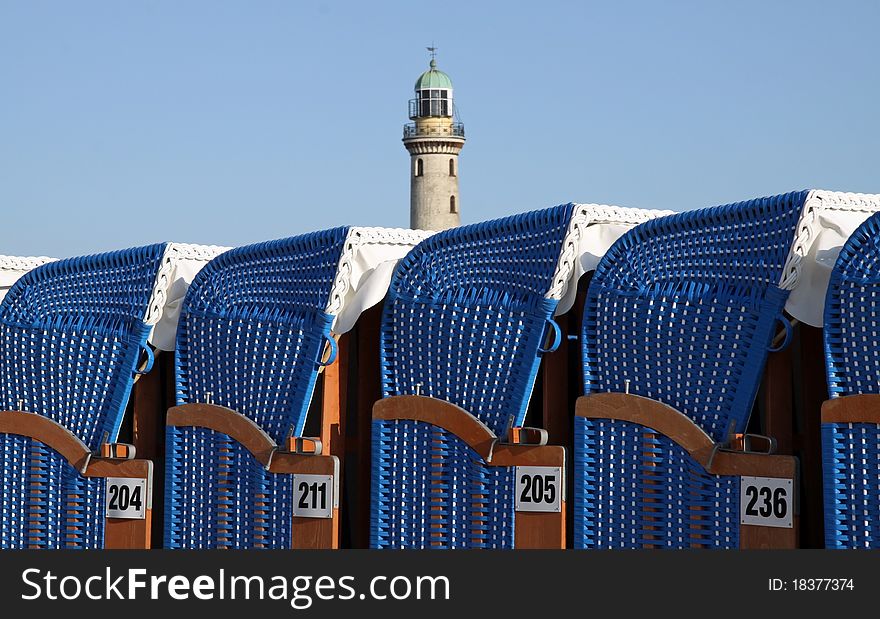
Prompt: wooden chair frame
<box><xmin>576</xmin><ymin>393</ymin><xmax>799</xmax><ymax>549</ymax></box>
<box><xmin>0</xmin><ymin>410</ymin><xmax>153</xmax><ymax>549</ymax></box>
<box><xmin>167</xmin><ymin>403</ymin><xmax>340</xmax><ymax>549</ymax></box>
<box><xmin>374</xmin><ymin>395</ymin><xmax>566</xmax><ymax>549</ymax></box>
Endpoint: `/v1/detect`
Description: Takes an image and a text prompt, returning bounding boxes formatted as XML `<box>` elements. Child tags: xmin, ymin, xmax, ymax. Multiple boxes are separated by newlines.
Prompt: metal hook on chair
<box><xmin>538</xmin><ymin>318</ymin><xmax>562</xmax><ymax>354</ymax></box>
<box><xmin>133</xmin><ymin>344</ymin><xmax>155</xmax><ymax>376</ymax></box>
<box><xmin>317</xmin><ymin>334</ymin><xmax>338</xmax><ymax>368</ymax></box>
<box><xmin>486</xmin><ymin>437</ymin><xmax>499</xmax><ymax>464</ymax></box>
<box><xmin>708</xmin><ymin>419</ymin><xmax>738</xmax><ymax>469</ymax></box>
<box><xmin>767</xmin><ymin>314</ymin><xmax>793</xmax><ymax>353</ymax></box>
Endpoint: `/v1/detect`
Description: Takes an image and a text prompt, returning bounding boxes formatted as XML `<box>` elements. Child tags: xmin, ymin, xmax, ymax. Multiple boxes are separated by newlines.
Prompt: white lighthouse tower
<box><xmin>403</xmin><ymin>50</ymin><xmax>465</xmax><ymax>231</ymax></box>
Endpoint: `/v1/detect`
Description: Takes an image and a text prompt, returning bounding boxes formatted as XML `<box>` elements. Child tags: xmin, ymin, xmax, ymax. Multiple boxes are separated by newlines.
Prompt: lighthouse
<box><xmin>403</xmin><ymin>51</ymin><xmax>465</xmax><ymax>231</ymax></box>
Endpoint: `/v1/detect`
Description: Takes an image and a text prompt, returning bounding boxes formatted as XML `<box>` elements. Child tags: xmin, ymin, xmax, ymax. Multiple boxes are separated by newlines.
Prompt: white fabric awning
<box><xmin>144</xmin><ymin>231</ymin><xmax>433</xmax><ymax>348</ymax></box>
<box><xmin>329</xmin><ymin>227</ymin><xmax>434</xmax><ymax>334</ymax></box>
<box><xmin>146</xmin><ymin>243</ymin><xmax>232</xmax><ymax>351</ymax></box>
<box><xmin>551</xmin><ymin>204</ymin><xmax>675</xmax><ymax>316</ymax></box>
<box><xmin>781</xmin><ymin>190</ymin><xmax>880</xmax><ymax>327</ymax></box>
<box><xmin>330</xmin><ymin>209</ymin><xmax>676</xmax><ymax>331</ymax></box>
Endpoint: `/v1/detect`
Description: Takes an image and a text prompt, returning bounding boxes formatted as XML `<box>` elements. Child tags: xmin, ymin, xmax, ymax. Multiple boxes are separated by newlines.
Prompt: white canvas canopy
<box><xmin>781</xmin><ymin>190</ymin><xmax>880</xmax><ymax>327</ymax></box>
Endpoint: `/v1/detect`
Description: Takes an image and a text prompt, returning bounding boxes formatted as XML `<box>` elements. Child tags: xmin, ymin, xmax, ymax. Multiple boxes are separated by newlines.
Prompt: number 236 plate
<box><xmin>740</xmin><ymin>476</ymin><xmax>793</xmax><ymax>529</ymax></box>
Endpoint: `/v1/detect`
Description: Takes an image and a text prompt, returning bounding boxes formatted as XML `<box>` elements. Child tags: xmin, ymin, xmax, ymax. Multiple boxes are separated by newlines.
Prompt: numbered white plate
<box><xmin>105</xmin><ymin>477</ymin><xmax>147</xmax><ymax>520</ymax></box>
<box><xmin>292</xmin><ymin>474</ymin><xmax>334</xmax><ymax>519</ymax></box>
<box><xmin>740</xmin><ymin>476</ymin><xmax>793</xmax><ymax>528</ymax></box>
<box><xmin>514</xmin><ymin>466</ymin><xmax>562</xmax><ymax>513</ymax></box>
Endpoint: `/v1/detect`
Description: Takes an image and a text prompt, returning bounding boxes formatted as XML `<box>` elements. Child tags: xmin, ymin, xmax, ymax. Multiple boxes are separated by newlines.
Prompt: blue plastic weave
<box><xmin>824</xmin><ymin>211</ymin><xmax>880</xmax><ymax>399</ymax></box>
<box><xmin>165</xmin><ymin>426</ymin><xmax>293</xmax><ymax>549</ymax></box>
<box><xmin>0</xmin><ymin>243</ymin><xmax>168</xmax><ymax>549</ymax></box>
<box><xmin>372</xmin><ymin>205</ymin><xmax>575</xmax><ymax>549</ymax></box>
<box><xmin>574</xmin><ymin>417</ymin><xmax>740</xmax><ymax>548</ymax></box>
<box><xmin>380</xmin><ymin>205</ymin><xmax>574</xmax><ymax>434</ymax></box>
<box><xmin>583</xmin><ymin>191</ymin><xmax>807</xmax><ymax>440</ymax></box>
<box><xmin>165</xmin><ymin>229</ymin><xmax>348</xmax><ymax>549</ymax></box>
<box><xmin>371</xmin><ymin>419</ymin><xmax>515</xmax><ymax>549</ymax></box>
<box><xmin>822</xmin><ymin>211</ymin><xmax>880</xmax><ymax>548</ymax></box>
<box><xmin>575</xmin><ymin>192</ymin><xmax>808</xmax><ymax>549</ymax></box>
<box><xmin>821</xmin><ymin>422</ymin><xmax>880</xmax><ymax>548</ymax></box>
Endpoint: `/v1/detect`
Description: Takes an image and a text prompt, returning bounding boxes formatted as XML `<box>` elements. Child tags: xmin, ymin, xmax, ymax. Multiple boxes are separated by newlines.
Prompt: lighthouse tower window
<box><xmin>418</xmin><ymin>89</ymin><xmax>450</xmax><ymax>117</ymax></box>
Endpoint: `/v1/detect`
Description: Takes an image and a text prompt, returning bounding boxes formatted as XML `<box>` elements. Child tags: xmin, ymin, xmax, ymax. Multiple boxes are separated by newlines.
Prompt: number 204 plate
<box><xmin>105</xmin><ymin>477</ymin><xmax>147</xmax><ymax>520</ymax></box>
<box><xmin>740</xmin><ymin>476</ymin><xmax>793</xmax><ymax>529</ymax></box>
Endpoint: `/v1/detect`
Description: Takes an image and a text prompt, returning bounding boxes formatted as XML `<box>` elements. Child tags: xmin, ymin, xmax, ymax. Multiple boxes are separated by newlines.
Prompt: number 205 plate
<box><xmin>740</xmin><ymin>476</ymin><xmax>793</xmax><ymax>529</ymax></box>
<box><xmin>514</xmin><ymin>466</ymin><xmax>562</xmax><ymax>513</ymax></box>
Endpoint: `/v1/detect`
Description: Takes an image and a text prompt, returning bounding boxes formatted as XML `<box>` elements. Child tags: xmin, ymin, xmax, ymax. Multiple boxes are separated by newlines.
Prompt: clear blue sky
<box><xmin>1</xmin><ymin>1</ymin><xmax>877</xmax><ymax>256</ymax></box>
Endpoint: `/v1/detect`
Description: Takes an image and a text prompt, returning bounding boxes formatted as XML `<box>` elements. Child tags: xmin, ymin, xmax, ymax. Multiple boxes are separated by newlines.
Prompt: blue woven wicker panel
<box><xmin>165</xmin><ymin>426</ymin><xmax>293</xmax><ymax>549</ymax></box>
<box><xmin>370</xmin><ymin>419</ymin><xmax>515</xmax><ymax>549</ymax></box>
<box><xmin>822</xmin><ymin>211</ymin><xmax>880</xmax><ymax>548</ymax></box>
<box><xmin>822</xmin><ymin>422</ymin><xmax>880</xmax><ymax>549</ymax></box>
<box><xmin>168</xmin><ymin>229</ymin><xmax>347</xmax><ymax>549</ymax></box>
<box><xmin>584</xmin><ymin>192</ymin><xmax>807</xmax><ymax>440</ymax></box>
<box><xmin>0</xmin><ymin>244</ymin><xmax>167</xmax><ymax>549</ymax></box>
<box><xmin>0</xmin><ymin>243</ymin><xmax>168</xmax><ymax>447</ymax></box>
<box><xmin>0</xmin><ymin>436</ymin><xmax>106</xmax><ymax>549</ymax></box>
<box><xmin>380</xmin><ymin>205</ymin><xmax>574</xmax><ymax>437</ymax></box>
<box><xmin>824</xmin><ymin>211</ymin><xmax>880</xmax><ymax>398</ymax></box>
<box><xmin>573</xmin><ymin>416</ymin><xmax>740</xmax><ymax>549</ymax></box>
<box><xmin>175</xmin><ymin>229</ymin><xmax>347</xmax><ymax>440</ymax></box>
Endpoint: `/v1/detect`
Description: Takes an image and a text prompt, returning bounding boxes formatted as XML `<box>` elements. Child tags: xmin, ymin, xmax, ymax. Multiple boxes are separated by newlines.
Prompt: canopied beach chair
<box><xmin>371</xmin><ymin>203</ymin><xmax>666</xmax><ymax>549</ymax></box>
<box><xmin>164</xmin><ymin>227</ymin><xmax>428</xmax><ymax>549</ymax></box>
<box><xmin>822</xmin><ymin>202</ymin><xmax>880</xmax><ymax>548</ymax></box>
<box><xmin>574</xmin><ymin>191</ymin><xmax>820</xmax><ymax>549</ymax></box>
<box><xmin>0</xmin><ymin>244</ymin><xmax>172</xmax><ymax>548</ymax></box>
<box><xmin>121</xmin><ymin>242</ymin><xmax>231</xmax><ymax>546</ymax></box>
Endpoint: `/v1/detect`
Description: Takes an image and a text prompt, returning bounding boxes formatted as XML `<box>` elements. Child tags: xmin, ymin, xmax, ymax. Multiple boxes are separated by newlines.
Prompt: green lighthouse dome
<box><xmin>414</xmin><ymin>59</ymin><xmax>453</xmax><ymax>91</ymax></box>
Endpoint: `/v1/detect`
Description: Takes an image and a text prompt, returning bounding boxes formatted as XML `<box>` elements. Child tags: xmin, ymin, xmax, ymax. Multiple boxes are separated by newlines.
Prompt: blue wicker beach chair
<box><xmin>371</xmin><ymin>203</ymin><xmax>664</xmax><ymax>549</ymax></box>
<box><xmin>574</xmin><ymin>191</ymin><xmax>813</xmax><ymax>549</ymax></box>
<box><xmin>164</xmin><ymin>227</ymin><xmax>427</xmax><ymax>549</ymax></box>
<box><xmin>0</xmin><ymin>244</ymin><xmax>170</xmax><ymax>549</ymax></box>
<box><xmin>821</xmin><ymin>203</ymin><xmax>880</xmax><ymax>548</ymax></box>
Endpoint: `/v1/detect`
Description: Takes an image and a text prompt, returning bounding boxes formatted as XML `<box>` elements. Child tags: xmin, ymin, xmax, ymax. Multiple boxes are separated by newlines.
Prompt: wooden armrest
<box><xmin>822</xmin><ymin>394</ymin><xmax>880</xmax><ymax>424</ymax></box>
<box><xmin>168</xmin><ymin>403</ymin><xmax>338</xmax><ymax>548</ymax></box>
<box><xmin>0</xmin><ymin>410</ymin><xmax>92</xmax><ymax>473</ymax></box>
<box><xmin>167</xmin><ymin>403</ymin><xmax>278</xmax><ymax>468</ymax></box>
<box><xmin>576</xmin><ymin>393</ymin><xmax>795</xmax><ymax>478</ymax></box>
<box><xmin>374</xmin><ymin>395</ymin><xmax>498</xmax><ymax>461</ymax></box>
<box><xmin>0</xmin><ymin>412</ymin><xmax>154</xmax><ymax>549</ymax></box>
<box><xmin>374</xmin><ymin>396</ymin><xmax>564</xmax><ymax>468</ymax></box>
<box><xmin>577</xmin><ymin>393</ymin><xmax>717</xmax><ymax>463</ymax></box>
<box><xmin>577</xmin><ymin>393</ymin><xmax>798</xmax><ymax>548</ymax></box>
<box><xmin>375</xmin><ymin>396</ymin><xmax>565</xmax><ymax>549</ymax></box>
